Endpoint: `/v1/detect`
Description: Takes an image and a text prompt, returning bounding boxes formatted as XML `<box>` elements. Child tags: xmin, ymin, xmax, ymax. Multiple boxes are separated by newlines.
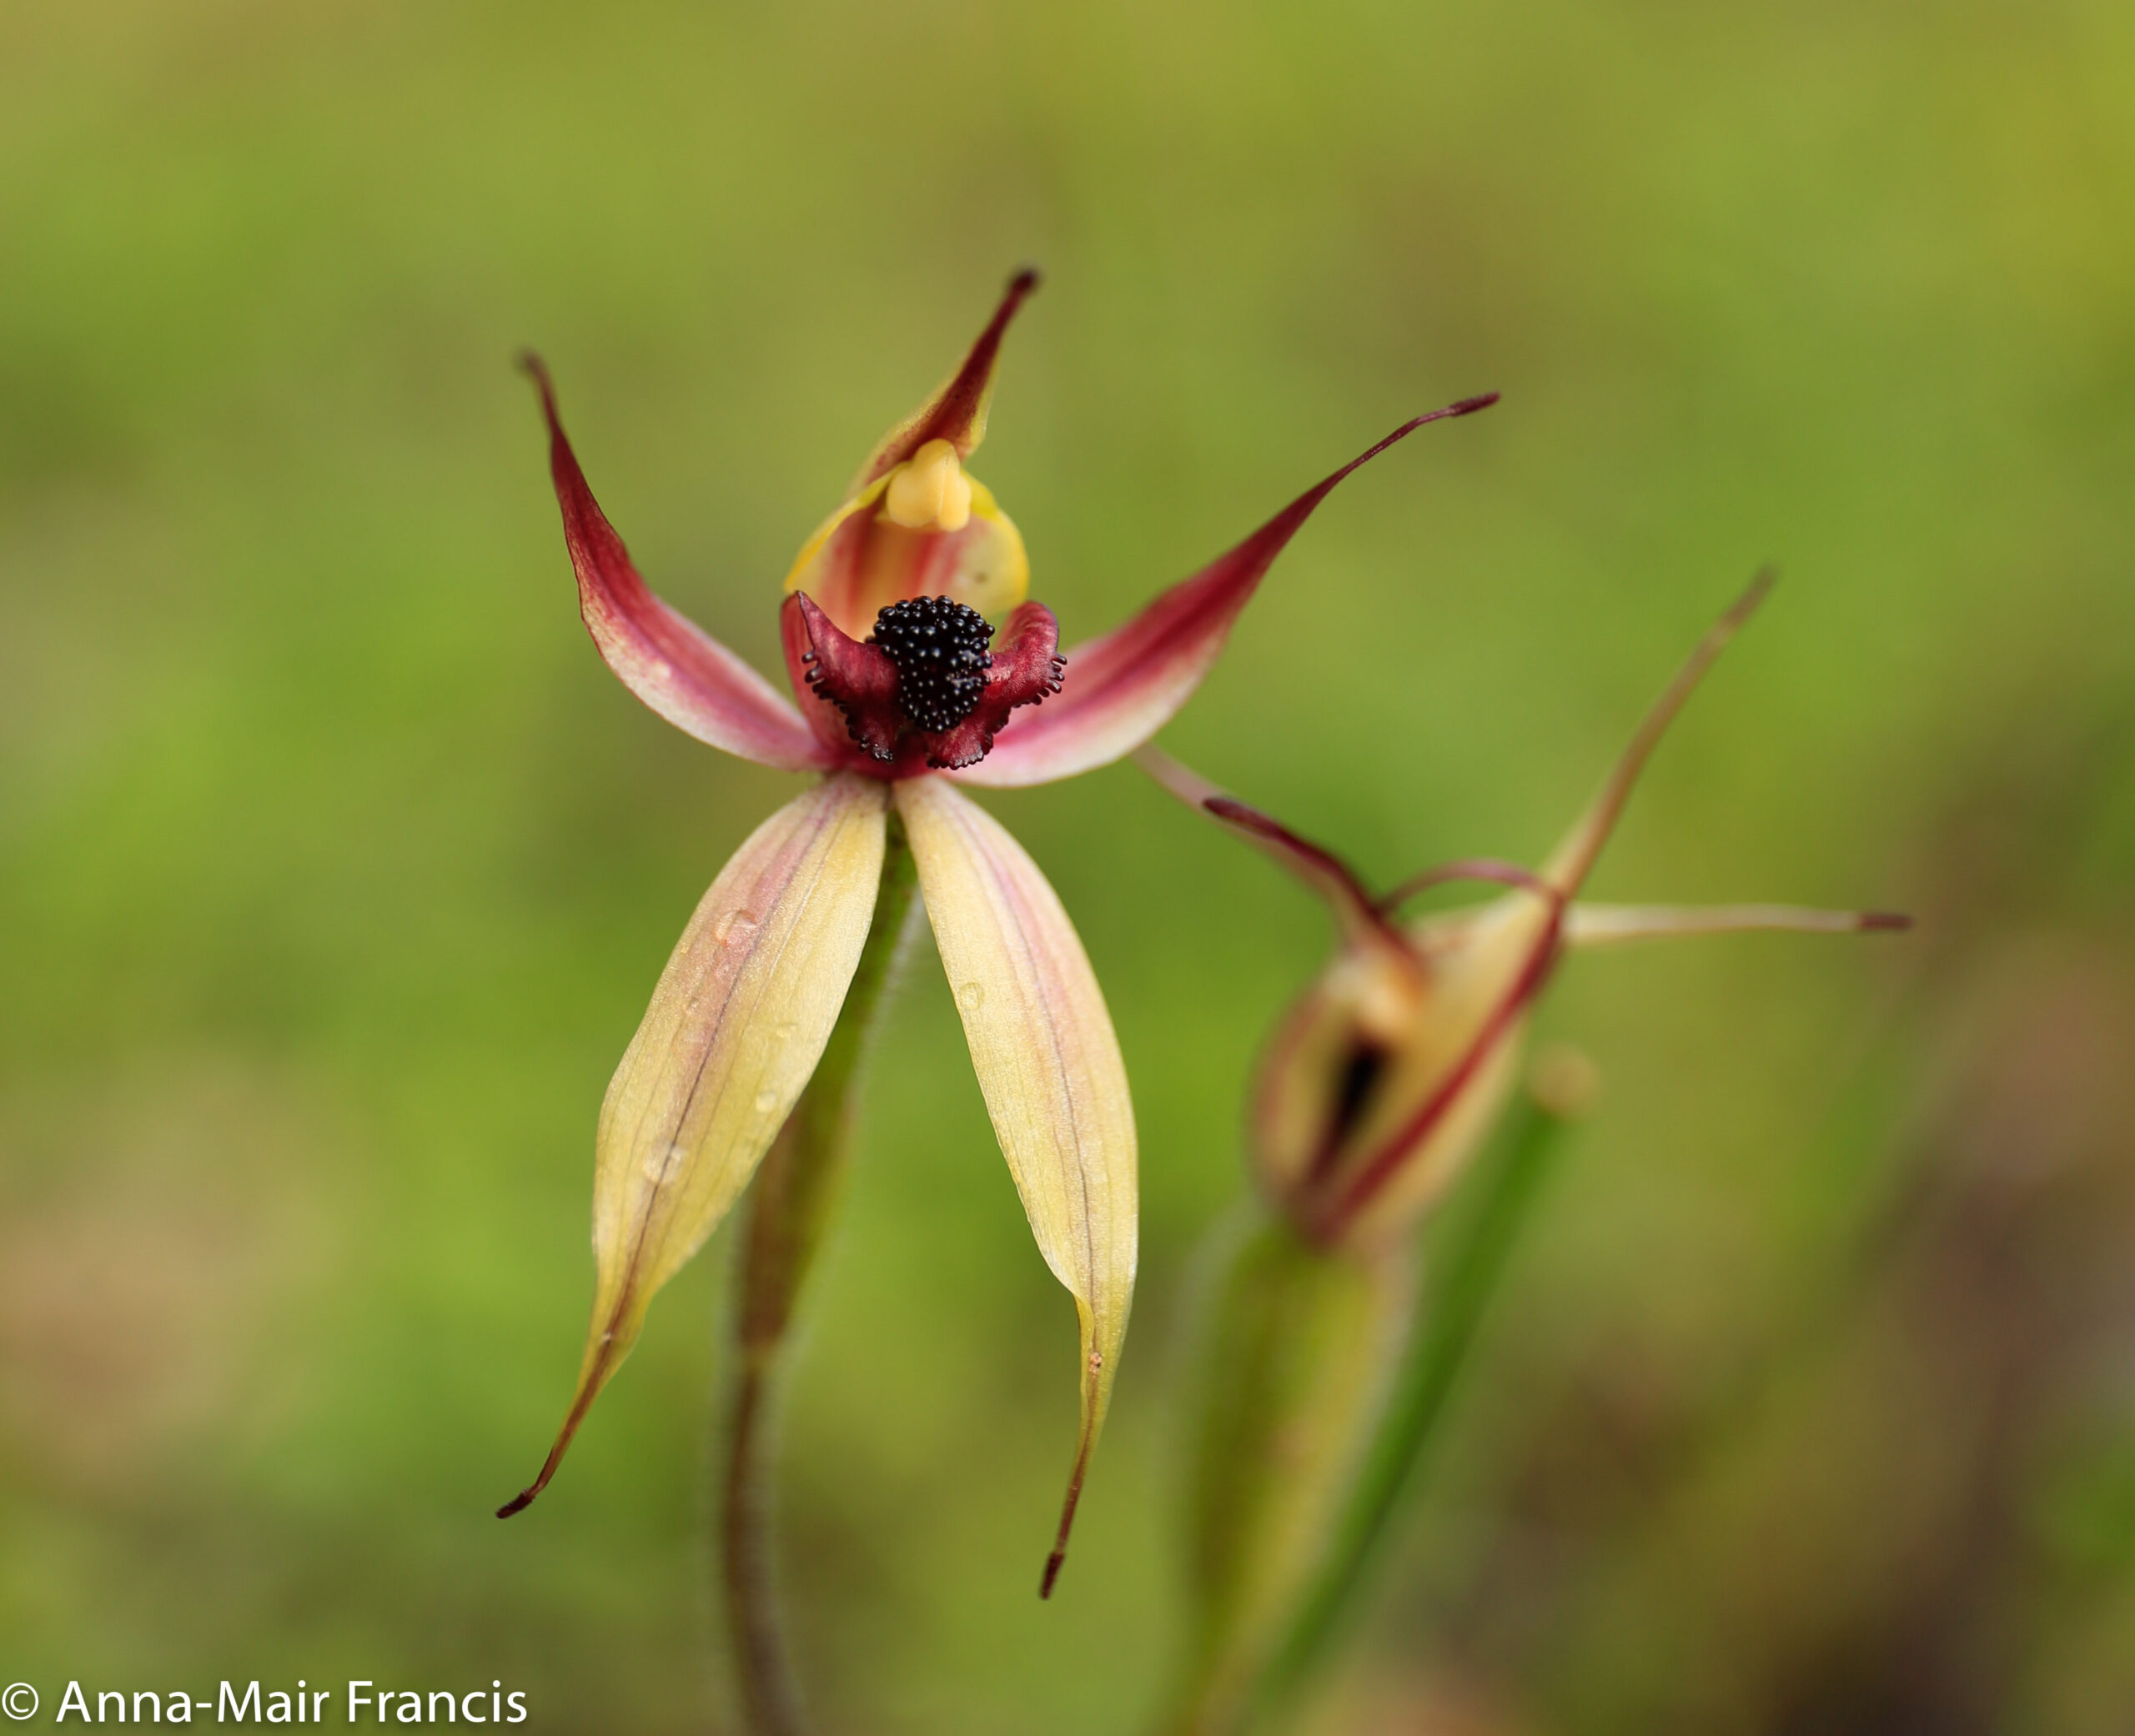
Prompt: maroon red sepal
<box><xmin>523</xmin><ymin>353</ymin><xmax>831</xmax><ymax>771</ymax></box>
<box><xmin>783</xmin><ymin>593</ymin><xmax>1065</xmax><ymax>775</ymax></box>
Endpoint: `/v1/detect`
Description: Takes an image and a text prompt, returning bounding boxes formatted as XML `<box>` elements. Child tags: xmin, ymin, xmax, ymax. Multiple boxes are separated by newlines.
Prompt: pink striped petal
<box><xmin>525</xmin><ymin>355</ymin><xmax>832</xmax><ymax>772</ymax></box>
<box><xmin>500</xmin><ymin>774</ymin><xmax>890</xmax><ymax>1514</ymax></box>
<box><xmin>957</xmin><ymin>394</ymin><xmax>1498</xmax><ymax>789</ymax></box>
<box><xmin>896</xmin><ymin>776</ymin><xmax>1137</xmax><ymax>1597</ymax></box>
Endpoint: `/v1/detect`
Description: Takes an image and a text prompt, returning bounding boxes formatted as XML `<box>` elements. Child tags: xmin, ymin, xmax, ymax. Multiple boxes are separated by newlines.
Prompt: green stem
<box><xmin>722</xmin><ymin>817</ymin><xmax>917</xmax><ymax>1736</ymax></box>
<box><xmin>1255</xmin><ymin>1091</ymin><xmax>1573</xmax><ymax>1723</ymax></box>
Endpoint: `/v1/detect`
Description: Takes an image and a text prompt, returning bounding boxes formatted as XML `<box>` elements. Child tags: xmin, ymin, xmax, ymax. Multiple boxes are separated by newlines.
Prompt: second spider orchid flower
<box><xmin>1148</xmin><ymin>578</ymin><xmax>1910</xmax><ymax>1733</ymax></box>
<box><xmin>1146</xmin><ymin>572</ymin><xmax>1911</xmax><ymax>1254</ymax></box>
<box><xmin>496</xmin><ymin>269</ymin><xmax>1494</xmax><ymax>1591</ymax></box>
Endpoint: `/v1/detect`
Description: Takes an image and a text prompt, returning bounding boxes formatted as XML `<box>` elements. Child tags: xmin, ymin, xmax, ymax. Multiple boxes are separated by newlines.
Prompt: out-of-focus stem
<box><xmin>722</xmin><ymin>818</ymin><xmax>917</xmax><ymax>1736</ymax></box>
<box><xmin>1257</xmin><ymin>1087</ymin><xmax>1574</xmax><ymax>1723</ymax></box>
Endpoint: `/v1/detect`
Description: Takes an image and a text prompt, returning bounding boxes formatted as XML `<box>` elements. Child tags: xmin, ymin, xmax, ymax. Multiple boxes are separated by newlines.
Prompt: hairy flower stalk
<box><xmin>1147</xmin><ymin>575</ymin><xmax>1910</xmax><ymax>1733</ymax></box>
<box><xmin>497</xmin><ymin>269</ymin><xmax>1496</xmax><ymax>1618</ymax></box>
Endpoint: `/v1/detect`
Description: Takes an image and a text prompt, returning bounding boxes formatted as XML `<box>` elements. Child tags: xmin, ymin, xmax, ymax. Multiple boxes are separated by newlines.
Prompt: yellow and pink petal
<box><xmin>894</xmin><ymin>775</ymin><xmax>1138</xmax><ymax>1596</ymax></box>
<box><xmin>500</xmin><ymin>773</ymin><xmax>889</xmax><ymax>1515</ymax></box>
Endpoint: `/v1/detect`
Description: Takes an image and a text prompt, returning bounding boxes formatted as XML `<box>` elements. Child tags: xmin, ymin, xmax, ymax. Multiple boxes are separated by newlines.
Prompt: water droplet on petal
<box><xmin>641</xmin><ymin>1141</ymin><xmax>685</xmax><ymax>1184</ymax></box>
<box><xmin>753</xmin><ymin>1087</ymin><xmax>781</xmax><ymax>1116</ymax></box>
<box><xmin>714</xmin><ymin>909</ymin><xmax>760</xmax><ymax>947</ymax></box>
<box><xmin>957</xmin><ymin>981</ymin><xmax>986</xmax><ymax>1012</ymax></box>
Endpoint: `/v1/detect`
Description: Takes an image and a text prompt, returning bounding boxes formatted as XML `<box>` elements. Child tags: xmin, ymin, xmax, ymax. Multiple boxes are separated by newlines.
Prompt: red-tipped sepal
<box><xmin>852</xmin><ymin>269</ymin><xmax>1041</xmax><ymax>489</ymax></box>
<box><xmin>958</xmin><ymin>394</ymin><xmax>1499</xmax><ymax>789</ymax></box>
<box><xmin>524</xmin><ymin>354</ymin><xmax>832</xmax><ymax>772</ymax></box>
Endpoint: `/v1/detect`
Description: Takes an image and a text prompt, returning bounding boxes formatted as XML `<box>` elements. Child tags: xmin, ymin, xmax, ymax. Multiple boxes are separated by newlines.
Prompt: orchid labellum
<box><xmin>499</xmin><ymin>270</ymin><xmax>1494</xmax><ymax>1592</ymax></box>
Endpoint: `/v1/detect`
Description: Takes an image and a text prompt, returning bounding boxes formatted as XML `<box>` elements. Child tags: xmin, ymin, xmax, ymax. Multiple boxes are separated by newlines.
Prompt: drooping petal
<box><xmin>1565</xmin><ymin>901</ymin><xmax>1913</xmax><ymax>946</ymax></box>
<box><xmin>957</xmin><ymin>394</ymin><xmax>1499</xmax><ymax>788</ymax></box>
<box><xmin>1374</xmin><ymin>856</ymin><xmax>1563</xmax><ymax>914</ymax></box>
<box><xmin>500</xmin><ymin>774</ymin><xmax>888</xmax><ymax>1516</ymax></box>
<box><xmin>894</xmin><ymin>775</ymin><xmax>1138</xmax><ymax>1596</ymax></box>
<box><xmin>524</xmin><ymin>355</ymin><xmax>833</xmax><ymax>771</ymax></box>
<box><xmin>1542</xmin><ymin>569</ymin><xmax>1773</xmax><ymax>894</ymax></box>
<box><xmin>851</xmin><ymin>268</ymin><xmax>1039</xmax><ymax>489</ymax></box>
<box><xmin>1133</xmin><ymin>750</ymin><xmax>1558</xmax><ymax>1247</ymax></box>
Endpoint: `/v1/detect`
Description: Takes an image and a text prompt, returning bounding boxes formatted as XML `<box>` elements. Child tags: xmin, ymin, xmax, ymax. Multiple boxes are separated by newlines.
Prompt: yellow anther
<box><xmin>882</xmin><ymin>438</ymin><xmax>973</xmax><ymax>533</ymax></box>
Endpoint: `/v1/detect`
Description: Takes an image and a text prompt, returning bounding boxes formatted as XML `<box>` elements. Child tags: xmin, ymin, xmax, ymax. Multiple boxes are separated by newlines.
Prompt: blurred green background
<box><xmin>3</xmin><ymin>1</ymin><xmax>2132</xmax><ymax>1730</ymax></box>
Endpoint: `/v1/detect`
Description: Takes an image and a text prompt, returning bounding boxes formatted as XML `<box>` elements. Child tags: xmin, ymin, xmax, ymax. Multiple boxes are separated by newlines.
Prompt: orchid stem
<box><xmin>722</xmin><ymin>817</ymin><xmax>917</xmax><ymax>1736</ymax></box>
<box><xmin>1256</xmin><ymin>1087</ymin><xmax>1574</xmax><ymax>1727</ymax></box>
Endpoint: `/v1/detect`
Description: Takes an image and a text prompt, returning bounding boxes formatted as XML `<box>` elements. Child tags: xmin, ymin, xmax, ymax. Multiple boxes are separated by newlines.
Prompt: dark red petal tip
<box><xmin>1861</xmin><ymin>911</ymin><xmax>1916</xmax><ymax>931</ymax></box>
<box><xmin>925</xmin><ymin>269</ymin><xmax>1040</xmax><ymax>448</ymax></box>
<box><xmin>521</xmin><ymin>352</ymin><xmax>831</xmax><ymax>770</ymax></box>
<box><xmin>964</xmin><ymin>393</ymin><xmax>1498</xmax><ymax>788</ymax></box>
<box><xmin>1197</xmin><ymin>795</ymin><xmax>1408</xmax><ymax>949</ymax></box>
<box><xmin>863</xmin><ymin>269</ymin><xmax>1043</xmax><ymax>482</ymax></box>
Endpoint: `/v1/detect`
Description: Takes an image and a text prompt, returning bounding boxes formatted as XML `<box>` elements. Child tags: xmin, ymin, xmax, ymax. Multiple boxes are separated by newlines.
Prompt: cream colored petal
<box><xmin>501</xmin><ymin>773</ymin><xmax>887</xmax><ymax>1515</ymax></box>
<box><xmin>895</xmin><ymin>775</ymin><xmax>1138</xmax><ymax>1593</ymax></box>
<box><xmin>1565</xmin><ymin>901</ymin><xmax>1911</xmax><ymax>947</ymax></box>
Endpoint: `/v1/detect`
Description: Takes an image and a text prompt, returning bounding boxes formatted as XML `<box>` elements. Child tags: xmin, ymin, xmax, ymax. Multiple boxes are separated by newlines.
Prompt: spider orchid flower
<box><xmin>497</xmin><ymin>270</ymin><xmax>1494</xmax><ymax>1593</ymax></box>
<box><xmin>1144</xmin><ymin>572</ymin><xmax>1910</xmax><ymax>1254</ymax></box>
